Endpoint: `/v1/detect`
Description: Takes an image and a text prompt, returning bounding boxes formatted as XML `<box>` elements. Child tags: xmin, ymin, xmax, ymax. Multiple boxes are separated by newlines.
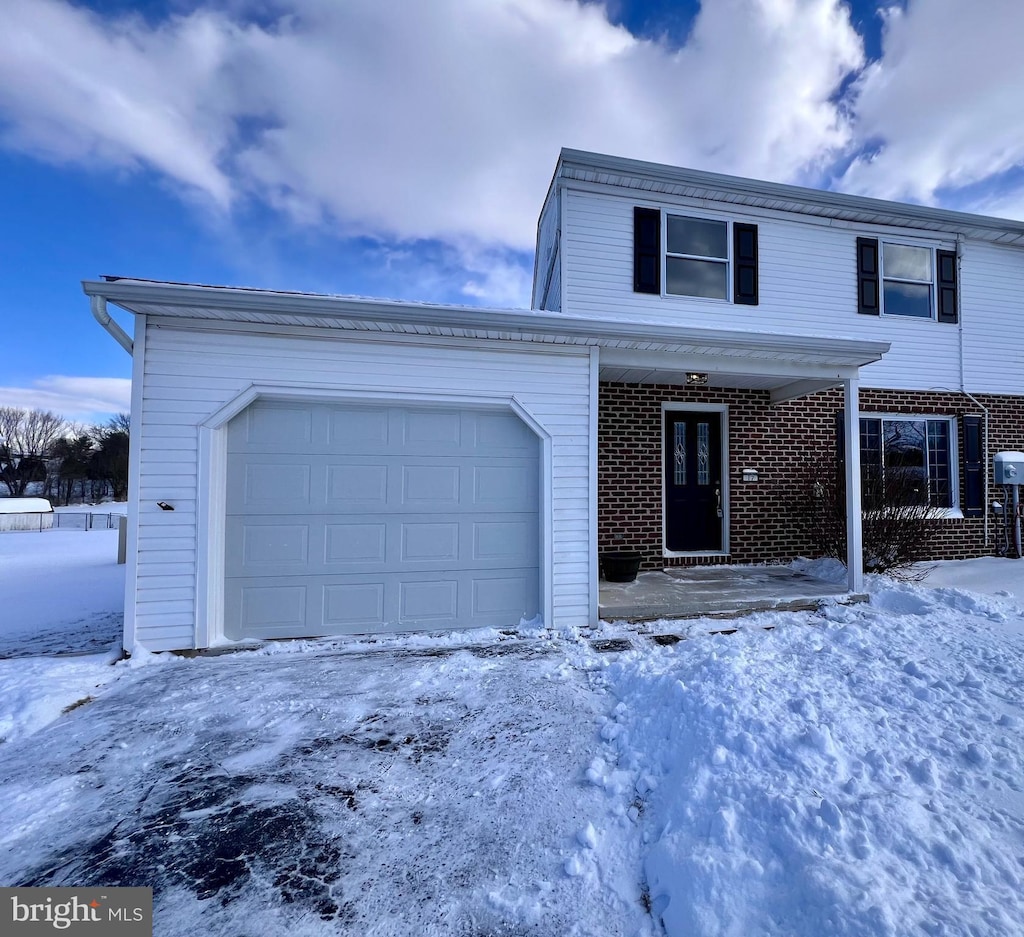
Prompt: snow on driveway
<box><xmin>0</xmin><ymin>639</ymin><xmax>653</xmax><ymax>936</ymax></box>
<box><xmin>0</xmin><ymin>533</ymin><xmax>1023</xmax><ymax>936</ymax></box>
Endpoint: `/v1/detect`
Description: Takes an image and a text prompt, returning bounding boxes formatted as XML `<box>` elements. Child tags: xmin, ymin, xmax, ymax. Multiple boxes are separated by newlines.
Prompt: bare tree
<box><xmin>90</xmin><ymin>414</ymin><xmax>130</xmax><ymax>501</ymax></box>
<box><xmin>0</xmin><ymin>407</ymin><xmax>67</xmax><ymax>497</ymax></box>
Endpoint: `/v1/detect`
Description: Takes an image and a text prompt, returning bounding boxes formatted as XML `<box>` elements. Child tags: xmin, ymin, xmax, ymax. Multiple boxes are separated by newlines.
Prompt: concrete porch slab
<box><xmin>599</xmin><ymin>565</ymin><xmax>866</xmax><ymax>622</ymax></box>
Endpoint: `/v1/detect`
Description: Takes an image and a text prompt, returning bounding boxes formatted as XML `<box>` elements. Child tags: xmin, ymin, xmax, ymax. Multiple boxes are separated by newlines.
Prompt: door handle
<box><xmin>715</xmin><ymin>485</ymin><xmax>723</xmax><ymax>518</ymax></box>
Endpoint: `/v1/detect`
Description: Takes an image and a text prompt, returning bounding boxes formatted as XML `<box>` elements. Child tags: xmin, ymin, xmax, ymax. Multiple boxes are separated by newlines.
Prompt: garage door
<box><xmin>224</xmin><ymin>401</ymin><xmax>540</xmax><ymax>639</ymax></box>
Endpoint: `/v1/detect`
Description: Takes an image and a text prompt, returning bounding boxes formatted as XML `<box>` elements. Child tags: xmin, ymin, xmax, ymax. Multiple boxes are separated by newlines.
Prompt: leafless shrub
<box><xmin>791</xmin><ymin>451</ymin><xmax>944</xmax><ymax>581</ymax></box>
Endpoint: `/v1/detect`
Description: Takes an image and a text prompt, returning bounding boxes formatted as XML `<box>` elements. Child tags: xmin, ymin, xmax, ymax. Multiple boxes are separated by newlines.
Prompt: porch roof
<box><xmin>84</xmin><ymin>277</ymin><xmax>888</xmax><ymax>402</ymax></box>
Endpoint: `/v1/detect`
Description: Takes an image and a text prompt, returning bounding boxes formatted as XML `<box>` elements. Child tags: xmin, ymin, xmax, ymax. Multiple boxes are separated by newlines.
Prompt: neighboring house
<box><xmin>85</xmin><ymin>149</ymin><xmax>1024</xmax><ymax>653</ymax></box>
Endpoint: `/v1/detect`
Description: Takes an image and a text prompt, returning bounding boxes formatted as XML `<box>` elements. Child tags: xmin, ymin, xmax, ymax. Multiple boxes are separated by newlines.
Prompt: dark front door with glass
<box><xmin>665</xmin><ymin>410</ymin><xmax>723</xmax><ymax>552</ymax></box>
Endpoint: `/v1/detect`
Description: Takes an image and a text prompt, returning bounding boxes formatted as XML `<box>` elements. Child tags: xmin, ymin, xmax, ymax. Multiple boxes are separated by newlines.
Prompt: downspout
<box><xmin>91</xmin><ymin>294</ymin><xmax>134</xmax><ymax>354</ymax></box>
<box><xmin>955</xmin><ymin>237</ymin><xmax>990</xmax><ymax>548</ymax></box>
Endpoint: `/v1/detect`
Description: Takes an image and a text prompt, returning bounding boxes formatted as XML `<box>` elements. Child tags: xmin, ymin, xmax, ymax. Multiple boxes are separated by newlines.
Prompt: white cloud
<box><xmin>840</xmin><ymin>0</ymin><xmax>1024</xmax><ymax>209</ymax></box>
<box><xmin>457</xmin><ymin>246</ymin><xmax>535</xmax><ymax>308</ymax></box>
<box><xmin>0</xmin><ymin>0</ymin><xmax>864</xmax><ymax>254</ymax></box>
<box><xmin>0</xmin><ymin>0</ymin><xmax>235</xmax><ymax>206</ymax></box>
<box><xmin>0</xmin><ymin>378</ymin><xmax>132</xmax><ymax>425</ymax></box>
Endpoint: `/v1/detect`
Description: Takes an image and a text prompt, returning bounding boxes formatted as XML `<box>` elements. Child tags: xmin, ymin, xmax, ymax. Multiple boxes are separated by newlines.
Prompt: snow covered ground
<box><xmin>0</xmin><ymin>528</ymin><xmax>124</xmax><ymax>657</ymax></box>
<box><xmin>0</xmin><ymin>531</ymin><xmax>1022</xmax><ymax>936</ymax></box>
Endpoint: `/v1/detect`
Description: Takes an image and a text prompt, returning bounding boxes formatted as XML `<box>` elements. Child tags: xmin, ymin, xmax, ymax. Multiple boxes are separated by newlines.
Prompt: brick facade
<box><xmin>598</xmin><ymin>382</ymin><xmax>1024</xmax><ymax>569</ymax></box>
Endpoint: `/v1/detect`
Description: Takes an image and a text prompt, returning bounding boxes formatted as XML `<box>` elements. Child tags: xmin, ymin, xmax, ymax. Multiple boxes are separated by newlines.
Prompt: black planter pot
<box><xmin>600</xmin><ymin>551</ymin><xmax>643</xmax><ymax>583</ymax></box>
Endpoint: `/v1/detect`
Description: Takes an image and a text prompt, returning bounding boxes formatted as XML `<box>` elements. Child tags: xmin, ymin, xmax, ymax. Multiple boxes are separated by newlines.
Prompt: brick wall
<box><xmin>598</xmin><ymin>383</ymin><xmax>1024</xmax><ymax>569</ymax></box>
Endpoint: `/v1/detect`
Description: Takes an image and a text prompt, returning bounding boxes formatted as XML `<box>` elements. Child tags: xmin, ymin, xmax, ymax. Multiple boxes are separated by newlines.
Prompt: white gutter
<box><xmin>82</xmin><ymin>279</ymin><xmax>890</xmax><ymax>368</ymax></box>
<box><xmin>950</xmin><ymin>237</ymin><xmax>990</xmax><ymax>547</ymax></box>
<box><xmin>90</xmin><ymin>294</ymin><xmax>134</xmax><ymax>354</ymax></box>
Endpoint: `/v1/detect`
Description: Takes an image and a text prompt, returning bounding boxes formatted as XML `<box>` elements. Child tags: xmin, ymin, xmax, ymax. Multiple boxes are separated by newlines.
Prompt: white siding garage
<box><xmin>224</xmin><ymin>400</ymin><xmax>540</xmax><ymax>639</ymax></box>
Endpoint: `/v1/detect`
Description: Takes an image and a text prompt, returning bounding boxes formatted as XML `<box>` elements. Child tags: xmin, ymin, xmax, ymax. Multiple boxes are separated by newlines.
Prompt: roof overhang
<box><xmin>84</xmin><ymin>278</ymin><xmax>889</xmax><ymax>403</ymax></box>
<box><xmin>556</xmin><ymin>149</ymin><xmax>1024</xmax><ymax>248</ymax></box>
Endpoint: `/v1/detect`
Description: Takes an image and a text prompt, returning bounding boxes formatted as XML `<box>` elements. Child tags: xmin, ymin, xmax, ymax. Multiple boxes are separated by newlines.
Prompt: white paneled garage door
<box><xmin>224</xmin><ymin>400</ymin><xmax>540</xmax><ymax>639</ymax></box>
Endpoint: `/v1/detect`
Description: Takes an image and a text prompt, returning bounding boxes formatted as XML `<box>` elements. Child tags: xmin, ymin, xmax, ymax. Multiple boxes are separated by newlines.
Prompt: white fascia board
<box><xmin>82</xmin><ymin>279</ymin><xmax>889</xmax><ymax>369</ymax></box>
<box><xmin>557</xmin><ymin>149</ymin><xmax>1024</xmax><ymax>247</ymax></box>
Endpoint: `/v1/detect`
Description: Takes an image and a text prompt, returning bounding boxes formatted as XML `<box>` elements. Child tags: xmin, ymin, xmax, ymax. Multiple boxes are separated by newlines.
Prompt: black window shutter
<box><xmin>856</xmin><ymin>237</ymin><xmax>880</xmax><ymax>315</ymax></box>
<box><xmin>936</xmin><ymin>249</ymin><xmax>958</xmax><ymax>324</ymax></box>
<box><xmin>733</xmin><ymin>223</ymin><xmax>758</xmax><ymax>305</ymax></box>
<box><xmin>633</xmin><ymin>207</ymin><xmax>661</xmax><ymax>294</ymax></box>
<box><xmin>962</xmin><ymin>415</ymin><xmax>984</xmax><ymax>517</ymax></box>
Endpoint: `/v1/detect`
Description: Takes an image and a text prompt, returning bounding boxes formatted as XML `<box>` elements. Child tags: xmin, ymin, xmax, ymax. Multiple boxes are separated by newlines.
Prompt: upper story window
<box><xmin>857</xmin><ymin>237</ymin><xmax>958</xmax><ymax>323</ymax></box>
<box><xmin>634</xmin><ymin>206</ymin><xmax>758</xmax><ymax>305</ymax></box>
<box><xmin>666</xmin><ymin>215</ymin><xmax>729</xmax><ymax>299</ymax></box>
<box><xmin>882</xmin><ymin>243</ymin><xmax>933</xmax><ymax>317</ymax></box>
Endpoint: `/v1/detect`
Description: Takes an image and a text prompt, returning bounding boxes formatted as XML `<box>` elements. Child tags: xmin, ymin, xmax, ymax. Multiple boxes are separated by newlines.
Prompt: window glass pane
<box><xmin>697</xmin><ymin>422</ymin><xmax>710</xmax><ymax>486</ymax></box>
<box><xmin>860</xmin><ymin>418</ymin><xmax>884</xmax><ymax>509</ymax></box>
<box><xmin>666</xmin><ymin>257</ymin><xmax>728</xmax><ymax>299</ymax></box>
<box><xmin>667</xmin><ymin>216</ymin><xmax>727</xmax><ymax>259</ymax></box>
<box><xmin>884</xmin><ymin>281</ymin><xmax>932</xmax><ymax>317</ymax></box>
<box><xmin>884</xmin><ymin>420</ymin><xmax>927</xmax><ymax>504</ymax></box>
<box><xmin>883</xmin><ymin>243</ymin><xmax>932</xmax><ymax>281</ymax></box>
<box><xmin>673</xmin><ymin>422</ymin><xmax>686</xmax><ymax>486</ymax></box>
<box><xmin>927</xmin><ymin>420</ymin><xmax>952</xmax><ymax>508</ymax></box>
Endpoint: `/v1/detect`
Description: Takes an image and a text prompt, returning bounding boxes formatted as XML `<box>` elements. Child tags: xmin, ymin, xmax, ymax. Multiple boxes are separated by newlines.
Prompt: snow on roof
<box><xmin>0</xmin><ymin>498</ymin><xmax>52</xmax><ymax>514</ymax></box>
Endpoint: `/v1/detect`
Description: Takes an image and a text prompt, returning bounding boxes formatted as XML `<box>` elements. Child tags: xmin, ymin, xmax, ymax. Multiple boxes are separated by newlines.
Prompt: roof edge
<box><xmin>82</xmin><ymin>277</ymin><xmax>889</xmax><ymax>367</ymax></box>
<box><xmin>557</xmin><ymin>148</ymin><xmax>1024</xmax><ymax>241</ymax></box>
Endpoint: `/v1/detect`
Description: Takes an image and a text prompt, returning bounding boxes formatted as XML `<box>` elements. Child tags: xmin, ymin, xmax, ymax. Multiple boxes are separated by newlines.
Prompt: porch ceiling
<box><xmin>597</xmin><ymin>344</ymin><xmax>872</xmax><ymax>403</ymax></box>
<box><xmin>599</xmin><ymin>365</ymin><xmax>835</xmax><ymax>395</ymax></box>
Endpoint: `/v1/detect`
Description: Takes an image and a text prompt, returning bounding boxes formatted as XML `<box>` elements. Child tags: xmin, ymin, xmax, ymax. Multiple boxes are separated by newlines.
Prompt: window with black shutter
<box><xmin>634</xmin><ymin>207</ymin><xmax>759</xmax><ymax>304</ymax></box>
<box><xmin>855</xmin><ymin>238</ymin><xmax>958</xmax><ymax>322</ymax></box>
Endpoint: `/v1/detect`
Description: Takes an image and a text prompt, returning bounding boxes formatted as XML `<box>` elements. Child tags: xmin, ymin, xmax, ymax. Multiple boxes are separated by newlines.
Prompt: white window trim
<box><xmin>663</xmin><ymin>212</ymin><xmax>732</xmax><ymax>303</ymax></box>
<box><xmin>860</xmin><ymin>411</ymin><xmax>960</xmax><ymax>516</ymax></box>
<box><xmin>879</xmin><ymin>241</ymin><xmax>937</xmax><ymax>321</ymax></box>
<box><xmin>661</xmin><ymin>402</ymin><xmax>730</xmax><ymax>557</ymax></box>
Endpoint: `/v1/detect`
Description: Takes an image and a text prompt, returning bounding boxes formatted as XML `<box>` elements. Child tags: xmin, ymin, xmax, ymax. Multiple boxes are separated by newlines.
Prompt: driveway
<box><xmin>0</xmin><ymin>639</ymin><xmax>654</xmax><ymax>937</ymax></box>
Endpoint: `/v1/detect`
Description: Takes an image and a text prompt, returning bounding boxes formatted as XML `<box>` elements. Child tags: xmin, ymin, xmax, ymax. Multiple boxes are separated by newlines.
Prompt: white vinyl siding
<box><xmin>533</xmin><ymin>187</ymin><xmax>562</xmax><ymax>311</ymax></box>
<box><xmin>133</xmin><ymin>325</ymin><xmax>593</xmax><ymax>651</ymax></box>
<box><xmin>561</xmin><ymin>188</ymin><xmax>962</xmax><ymax>391</ymax></box>
<box><xmin>960</xmin><ymin>241</ymin><xmax>1024</xmax><ymax>394</ymax></box>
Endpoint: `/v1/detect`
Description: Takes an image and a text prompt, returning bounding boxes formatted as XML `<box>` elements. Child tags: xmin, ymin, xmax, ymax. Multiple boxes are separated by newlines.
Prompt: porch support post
<box><xmin>843</xmin><ymin>377</ymin><xmax>864</xmax><ymax>593</ymax></box>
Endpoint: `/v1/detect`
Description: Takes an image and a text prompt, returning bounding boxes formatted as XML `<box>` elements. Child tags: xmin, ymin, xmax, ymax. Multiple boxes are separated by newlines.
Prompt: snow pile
<box><xmin>598</xmin><ymin>575</ymin><xmax>1024</xmax><ymax>936</ymax></box>
<box><xmin>0</xmin><ymin>649</ymin><xmax>121</xmax><ymax>742</ymax></box>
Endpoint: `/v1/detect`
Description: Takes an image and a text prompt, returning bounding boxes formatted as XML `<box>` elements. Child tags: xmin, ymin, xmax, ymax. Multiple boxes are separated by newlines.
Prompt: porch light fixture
<box><xmin>685</xmin><ymin>372</ymin><xmax>709</xmax><ymax>385</ymax></box>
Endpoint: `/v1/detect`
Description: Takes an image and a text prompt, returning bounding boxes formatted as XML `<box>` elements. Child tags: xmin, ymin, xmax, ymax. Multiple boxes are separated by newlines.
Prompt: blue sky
<box><xmin>1</xmin><ymin>0</ymin><xmax>1022</xmax><ymax>423</ymax></box>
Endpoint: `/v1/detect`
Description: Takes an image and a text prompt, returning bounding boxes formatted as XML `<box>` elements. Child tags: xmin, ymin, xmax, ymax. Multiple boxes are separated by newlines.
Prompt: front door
<box><xmin>664</xmin><ymin>410</ymin><xmax>723</xmax><ymax>552</ymax></box>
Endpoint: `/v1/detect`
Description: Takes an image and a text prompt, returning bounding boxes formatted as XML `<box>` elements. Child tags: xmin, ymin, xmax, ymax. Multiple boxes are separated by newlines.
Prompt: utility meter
<box><xmin>994</xmin><ymin>452</ymin><xmax>1024</xmax><ymax>485</ymax></box>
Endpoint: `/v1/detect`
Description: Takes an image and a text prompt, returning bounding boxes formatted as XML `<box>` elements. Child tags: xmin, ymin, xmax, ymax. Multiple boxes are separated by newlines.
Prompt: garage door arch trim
<box><xmin>196</xmin><ymin>383</ymin><xmax>552</xmax><ymax>646</ymax></box>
